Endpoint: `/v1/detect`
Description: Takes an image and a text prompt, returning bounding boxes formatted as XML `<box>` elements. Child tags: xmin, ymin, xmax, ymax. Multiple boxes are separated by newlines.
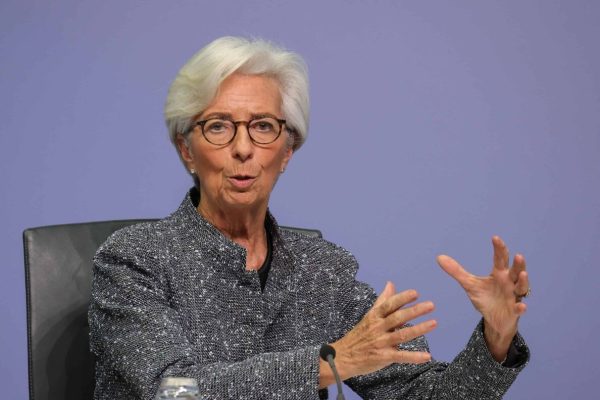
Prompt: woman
<box><xmin>89</xmin><ymin>36</ymin><xmax>530</xmax><ymax>399</ymax></box>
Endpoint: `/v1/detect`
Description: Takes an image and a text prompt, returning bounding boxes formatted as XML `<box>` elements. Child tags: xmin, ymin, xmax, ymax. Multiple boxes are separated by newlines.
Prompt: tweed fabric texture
<box><xmin>89</xmin><ymin>190</ymin><xmax>529</xmax><ymax>399</ymax></box>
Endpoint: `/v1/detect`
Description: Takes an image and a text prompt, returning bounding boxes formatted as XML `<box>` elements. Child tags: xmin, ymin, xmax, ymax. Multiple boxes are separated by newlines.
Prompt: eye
<box><xmin>205</xmin><ymin>119</ymin><xmax>231</xmax><ymax>134</ymax></box>
<box><xmin>251</xmin><ymin>118</ymin><xmax>277</xmax><ymax>133</ymax></box>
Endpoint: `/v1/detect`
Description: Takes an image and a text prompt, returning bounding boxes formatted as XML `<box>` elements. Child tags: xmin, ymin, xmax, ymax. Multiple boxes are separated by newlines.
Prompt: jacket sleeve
<box><xmin>331</xmin><ymin>253</ymin><xmax>530</xmax><ymax>400</ymax></box>
<box><xmin>88</xmin><ymin>231</ymin><xmax>321</xmax><ymax>400</ymax></box>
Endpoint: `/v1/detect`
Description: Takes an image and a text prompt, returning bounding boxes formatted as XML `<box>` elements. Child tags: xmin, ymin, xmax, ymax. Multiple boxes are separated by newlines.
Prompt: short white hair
<box><xmin>164</xmin><ymin>36</ymin><xmax>310</xmax><ymax>157</ymax></box>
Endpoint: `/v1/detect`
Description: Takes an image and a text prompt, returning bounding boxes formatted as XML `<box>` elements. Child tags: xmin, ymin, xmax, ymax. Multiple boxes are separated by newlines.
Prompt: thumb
<box><xmin>436</xmin><ymin>255</ymin><xmax>471</xmax><ymax>289</ymax></box>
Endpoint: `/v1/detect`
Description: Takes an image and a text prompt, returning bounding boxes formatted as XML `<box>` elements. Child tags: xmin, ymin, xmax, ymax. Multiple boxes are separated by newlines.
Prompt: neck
<box><xmin>197</xmin><ymin>198</ymin><xmax>268</xmax><ymax>271</ymax></box>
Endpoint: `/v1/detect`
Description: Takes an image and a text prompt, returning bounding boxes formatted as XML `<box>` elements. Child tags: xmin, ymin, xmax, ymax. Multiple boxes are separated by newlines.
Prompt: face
<box><xmin>178</xmin><ymin>74</ymin><xmax>293</xmax><ymax>215</ymax></box>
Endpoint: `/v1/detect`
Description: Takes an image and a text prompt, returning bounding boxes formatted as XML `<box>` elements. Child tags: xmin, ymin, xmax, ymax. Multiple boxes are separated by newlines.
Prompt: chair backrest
<box><xmin>23</xmin><ymin>219</ymin><xmax>321</xmax><ymax>400</ymax></box>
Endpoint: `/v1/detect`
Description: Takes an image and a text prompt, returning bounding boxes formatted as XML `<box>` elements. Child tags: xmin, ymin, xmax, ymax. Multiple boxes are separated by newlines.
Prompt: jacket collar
<box><xmin>170</xmin><ymin>188</ymin><xmax>296</xmax><ymax>276</ymax></box>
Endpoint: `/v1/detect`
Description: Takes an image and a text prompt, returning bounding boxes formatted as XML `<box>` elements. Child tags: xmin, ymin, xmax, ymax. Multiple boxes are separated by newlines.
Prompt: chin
<box><xmin>224</xmin><ymin>193</ymin><xmax>266</xmax><ymax>210</ymax></box>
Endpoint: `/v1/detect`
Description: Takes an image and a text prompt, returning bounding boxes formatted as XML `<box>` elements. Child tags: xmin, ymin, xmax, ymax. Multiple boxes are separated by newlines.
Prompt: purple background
<box><xmin>2</xmin><ymin>1</ymin><xmax>599</xmax><ymax>398</ymax></box>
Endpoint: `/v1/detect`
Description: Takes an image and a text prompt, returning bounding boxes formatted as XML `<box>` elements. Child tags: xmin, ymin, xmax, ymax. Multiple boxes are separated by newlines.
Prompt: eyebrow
<box><xmin>200</xmin><ymin>112</ymin><xmax>280</xmax><ymax>120</ymax></box>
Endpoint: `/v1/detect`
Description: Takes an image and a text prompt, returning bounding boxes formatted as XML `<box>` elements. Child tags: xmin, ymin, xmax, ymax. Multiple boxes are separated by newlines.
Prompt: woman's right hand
<box><xmin>320</xmin><ymin>282</ymin><xmax>437</xmax><ymax>386</ymax></box>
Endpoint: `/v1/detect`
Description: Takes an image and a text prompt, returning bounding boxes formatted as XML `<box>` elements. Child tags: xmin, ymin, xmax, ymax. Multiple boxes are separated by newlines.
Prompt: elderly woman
<box><xmin>89</xmin><ymin>36</ymin><xmax>530</xmax><ymax>399</ymax></box>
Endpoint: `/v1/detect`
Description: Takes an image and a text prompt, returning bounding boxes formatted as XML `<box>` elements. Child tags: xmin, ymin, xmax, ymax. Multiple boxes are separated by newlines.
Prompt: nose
<box><xmin>230</xmin><ymin>123</ymin><xmax>254</xmax><ymax>161</ymax></box>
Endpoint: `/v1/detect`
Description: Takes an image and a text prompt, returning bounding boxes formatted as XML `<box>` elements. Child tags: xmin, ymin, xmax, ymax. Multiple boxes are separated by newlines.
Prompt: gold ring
<box><xmin>515</xmin><ymin>287</ymin><xmax>531</xmax><ymax>299</ymax></box>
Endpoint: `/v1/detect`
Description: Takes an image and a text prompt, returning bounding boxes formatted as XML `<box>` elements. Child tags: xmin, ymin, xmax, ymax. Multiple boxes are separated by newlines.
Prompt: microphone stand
<box><xmin>320</xmin><ymin>344</ymin><xmax>345</xmax><ymax>400</ymax></box>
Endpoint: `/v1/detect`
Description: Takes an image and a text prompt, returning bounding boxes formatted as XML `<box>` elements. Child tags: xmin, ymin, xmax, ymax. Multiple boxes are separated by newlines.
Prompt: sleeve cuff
<box><xmin>501</xmin><ymin>335</ymin><xmax>529</xmax><ymax>368</ymax></box>
<box><xmin>472</xmin><ymin>319</ymin><xmax>530</xmax><ymax>370</ymax></box>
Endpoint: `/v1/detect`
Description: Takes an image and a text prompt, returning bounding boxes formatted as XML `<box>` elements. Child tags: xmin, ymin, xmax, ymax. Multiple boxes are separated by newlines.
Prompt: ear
<box><xmin>176</xmin><ymin>134</ymin><xmax>195</xmax><ymax>169</ymax></box>
<box><xmin>280</xmin><ymin>147</ymin><xmax>293</xmax><ymax>172</ymax></box>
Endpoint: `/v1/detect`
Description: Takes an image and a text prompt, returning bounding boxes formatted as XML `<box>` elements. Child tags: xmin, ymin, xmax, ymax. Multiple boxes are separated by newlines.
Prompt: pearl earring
<box><xmin>190</xmin><ymin>169</ymin><xmax>196</xmax><ymax>175</ymax></box>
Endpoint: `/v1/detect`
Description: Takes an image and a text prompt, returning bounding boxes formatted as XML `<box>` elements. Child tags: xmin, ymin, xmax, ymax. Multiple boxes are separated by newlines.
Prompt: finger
<box><xmin>514</xmin><ymin>271</ymin><xmax>529</xmax><ymax>300</ymax></box>
<box><xmin>384</xmin><ymin>301</ymin><xmax>435</xmax><ymax>331</ymax></box>
<box><xmin>392</xmin><ymin>349</ymin><xmax>432</xmax><ymax>364</ymax></box>
<box><xmin>373</xmin><ymin>281</ymin><xmax>396</xmax><ymax>309</ymax></box>
<box><xmin>385</xmin><ymin>319</ymin><xmax>437</xmax><ymax>347</ymax></box>
<box><xmin>492</xmin><ymin>236</ymin><xmax>510</xmax><ymax>270</ymax></box>
<box><xmin>376</xmin><ymin>289</ymin><xmax>418</xmax><ymax>318</ymax></box>
<box><xmin>437</xmin><ymin>255</ymin><xmax>473</xmax><ymax>290</ymax></box>
<box><xmin>376</xmin><ymin>347</ymin><xmax>432</xmax><ymax>365</ymax></box>
<box><xmin>513</xmin><ymin>302</ymin><xmax>527</xmax><ymax>316</ymax></box>
<box><xmin>509</xmin><ymin>253</ymin><xmax>527</xmax><ymax>282</ymax></box>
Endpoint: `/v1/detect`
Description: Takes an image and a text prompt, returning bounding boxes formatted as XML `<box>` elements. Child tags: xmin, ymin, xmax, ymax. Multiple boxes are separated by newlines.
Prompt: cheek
<box><xmin>264</xmin><ymin>150</ymin><xmax>288</xmax><ymax>173</ymax></box>
<box><xmin>198</xmin><ymin>160</ymin><xmax>223</xmax><ymax>181</ymax></box>
<box><xmin>190</xmin><ymin>147</ymin><xmax>225</xmax><ymax>181</ymax></box>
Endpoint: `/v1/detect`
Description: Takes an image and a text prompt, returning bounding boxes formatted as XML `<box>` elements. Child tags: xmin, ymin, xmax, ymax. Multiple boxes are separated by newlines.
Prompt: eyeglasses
<box><xmin>189</xmin><ymin>116</ymin><xmax>287</xmax><ymax>145</ymax></box>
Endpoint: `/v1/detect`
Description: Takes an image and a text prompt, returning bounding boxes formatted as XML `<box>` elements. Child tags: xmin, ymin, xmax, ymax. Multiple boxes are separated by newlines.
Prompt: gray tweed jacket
<box><xmin>88</xmin><ymin>190</ymin><xmax>528</xmax><ymax>399</ymax></box>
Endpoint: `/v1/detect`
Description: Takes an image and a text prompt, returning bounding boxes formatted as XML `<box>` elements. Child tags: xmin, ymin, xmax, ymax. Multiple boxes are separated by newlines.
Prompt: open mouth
<box><xmin>228</xmin><ymin>175</ymin><xmax>256</xmax><ymax>188</ymax></box>
<box><xmin>231</xmin><ymin>175</ymin><xmax>254</xmax><ymax>181</ymax></box>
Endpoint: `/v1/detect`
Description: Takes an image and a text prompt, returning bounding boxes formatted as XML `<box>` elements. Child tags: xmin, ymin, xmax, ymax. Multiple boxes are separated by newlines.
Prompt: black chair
<box><xmin>23</xmin><ymin>219</ymin><xmax>321</xmax><ymax>400</ymax></box>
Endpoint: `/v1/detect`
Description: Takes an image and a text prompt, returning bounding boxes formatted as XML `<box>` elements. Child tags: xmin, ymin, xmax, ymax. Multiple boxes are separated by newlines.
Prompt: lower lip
<box><xmin>228</xmin><ymin>177</ymin><xmax>256</xmax><ymax>189</ymax></box>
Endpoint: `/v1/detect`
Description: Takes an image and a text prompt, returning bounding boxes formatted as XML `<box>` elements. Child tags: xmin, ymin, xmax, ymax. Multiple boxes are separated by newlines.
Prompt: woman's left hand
<box><xmin>436</xmin><ymin>236</ymin><xmax>529</xmax><ymax>362</ymax></box>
